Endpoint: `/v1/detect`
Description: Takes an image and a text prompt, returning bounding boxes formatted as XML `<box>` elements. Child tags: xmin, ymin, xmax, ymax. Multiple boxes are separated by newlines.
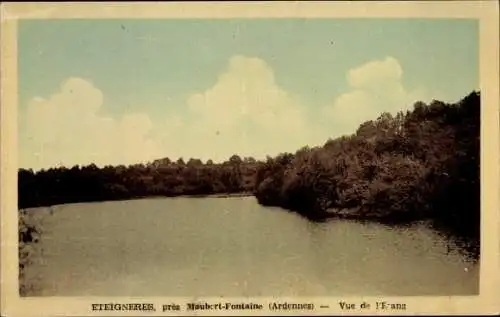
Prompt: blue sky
<box><xmin>18</xmin><ymin>19</ymin><xmax>479</xmax><ymax>169</ymax></box>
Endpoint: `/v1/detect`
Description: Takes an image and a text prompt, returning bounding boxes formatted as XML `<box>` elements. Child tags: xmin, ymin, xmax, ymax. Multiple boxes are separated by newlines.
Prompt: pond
<box><xmin>21</xmin><ymin>196</ymin><xmax>479</xmax><ymax>296</ymax></box>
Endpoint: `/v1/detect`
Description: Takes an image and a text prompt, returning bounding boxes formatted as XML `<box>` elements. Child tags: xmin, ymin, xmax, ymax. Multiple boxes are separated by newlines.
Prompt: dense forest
<box><xmin>18</xmin><ymin>91</ymin><xmax>480</xmax><ymax>256</ymax></box>
<box><xmin>254</xmin><ymin>91</ymin><xmax>480</xmax><ymax>255</ymax></box>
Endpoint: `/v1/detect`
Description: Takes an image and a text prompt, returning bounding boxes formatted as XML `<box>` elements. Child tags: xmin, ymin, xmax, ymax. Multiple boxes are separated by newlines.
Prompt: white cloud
<box><xmin>324</xmin><ymin>56</ymin><xmax>430</xmax><ymax>135</ymax></box>
<box><xmin>155</xmin><ymin>55</ymin><xmax>319</xmax><ymax>162</ymax></box>
<box><xmin>347</xmin><ymin>56</ymin><xmax>403</xmax><ymax>89</ymax></box>
<box><xmin>20</xmin><ymin>78</ymin><xmax>162</xmax><ymax>170</ymax></box>
<box><xmin>187</xmin><ymin>55</ymin><xmax>304</xmax><ymax>131</ymax></box>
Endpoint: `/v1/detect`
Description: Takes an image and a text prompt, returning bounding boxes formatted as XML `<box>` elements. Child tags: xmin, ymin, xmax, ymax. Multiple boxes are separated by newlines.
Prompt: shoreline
<box><xmin>20</xmin><ymin>192</ymin><xmax>256</xmax><ymax>210</ymax></box>
<box><xmin>173</xmin><ymin>192</ymin><xmax>254</xmax><ymax>199</ymax></box>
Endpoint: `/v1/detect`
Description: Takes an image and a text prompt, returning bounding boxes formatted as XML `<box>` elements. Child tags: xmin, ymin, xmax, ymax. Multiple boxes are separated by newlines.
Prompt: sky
<box><xmin>18</xmin><ymin>19</ymin><xmax>479</xmax><ymax>170</ymax></box>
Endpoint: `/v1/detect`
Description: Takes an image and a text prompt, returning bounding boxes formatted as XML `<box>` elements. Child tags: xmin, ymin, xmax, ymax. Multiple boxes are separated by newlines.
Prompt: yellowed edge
<box><xmin>1</xmin><ymin>1</ymin><xmax>499</xmax><ymax>316</ymax></box>
<box><xmin>1</xmin><ymin>6</ymin><xmax>20</xmax><ymax>316</ymax></box>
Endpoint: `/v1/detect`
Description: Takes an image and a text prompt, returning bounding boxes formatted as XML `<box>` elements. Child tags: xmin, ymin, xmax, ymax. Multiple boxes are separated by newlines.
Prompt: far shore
<box><xmin>19</xmin><ymin>192</ymin><xmax>256</xmax><ymax>211</ymax></box>
<box><xmin>170</xmin><ymin>192</ymin><xmax>254</xmax><ymax>199</ymax></box>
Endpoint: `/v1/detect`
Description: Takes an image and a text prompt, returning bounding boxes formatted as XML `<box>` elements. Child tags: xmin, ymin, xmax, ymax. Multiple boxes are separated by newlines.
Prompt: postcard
<box><xmin>1</xmin><ymin>1</ymin><xmax>499</xmax><ymax>316</ymax></box>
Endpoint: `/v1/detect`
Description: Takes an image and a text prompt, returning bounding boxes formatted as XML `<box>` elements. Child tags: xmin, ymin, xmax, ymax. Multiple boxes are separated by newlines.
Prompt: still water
<box><xmin>23</xmin><ymin>196</ymin><xmax>479</xmax><ymax>296</ymax></box>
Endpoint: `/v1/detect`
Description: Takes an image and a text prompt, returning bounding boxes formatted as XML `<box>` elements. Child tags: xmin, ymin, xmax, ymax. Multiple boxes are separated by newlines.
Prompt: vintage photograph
<box><xmin>15</xmin><ymin>17</ymin><xmax>483</xmax><ymax>298</ymax></box>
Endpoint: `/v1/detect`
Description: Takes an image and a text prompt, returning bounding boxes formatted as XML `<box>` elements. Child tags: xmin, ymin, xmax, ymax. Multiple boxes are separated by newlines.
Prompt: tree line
<box><xmin>19</xmin><ymin>155</ymin><xmax>260</xmax><ymax>209</ymax></box>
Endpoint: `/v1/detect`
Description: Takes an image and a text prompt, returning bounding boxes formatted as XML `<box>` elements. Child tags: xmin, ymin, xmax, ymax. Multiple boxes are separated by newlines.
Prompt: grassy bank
<box><xmin>19</xmin><ymin>209</ymin><xmax>47</xmax><ymax>296</ymax></box>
